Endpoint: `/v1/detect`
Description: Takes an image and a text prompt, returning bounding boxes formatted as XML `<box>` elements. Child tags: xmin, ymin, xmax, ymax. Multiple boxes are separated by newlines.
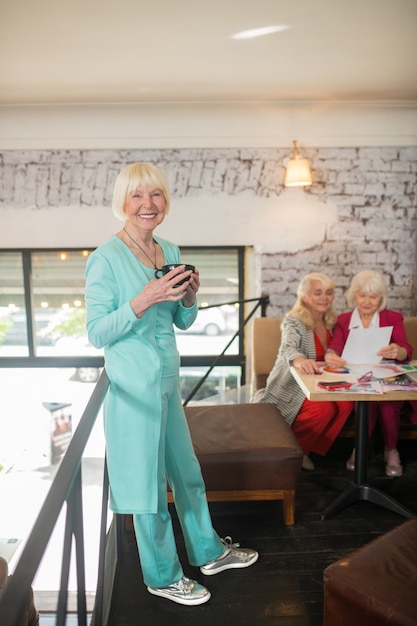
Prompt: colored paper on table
<box><xmin>314</xmin><ymin>379</ymin><xmax>383</xmax><ymax>394</ymax></box>
<box><xmin>349</xmin><ymin>363</ymin><xmax>406</xmax><ymax>380</ymax></box>
<box><xmin>341</xmin><ymin>326</ymin><xmax>393</xmax><ymax>364</ymax></box>
<box><xmin>322</xmin><ymin>366</ymin><xmax>351</xmax><ymax>375</ymax></box>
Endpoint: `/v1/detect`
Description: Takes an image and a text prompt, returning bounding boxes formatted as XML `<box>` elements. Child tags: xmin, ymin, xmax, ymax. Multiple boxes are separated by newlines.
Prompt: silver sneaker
<box><xmin>200</xmin><ymin>536</ymin><xmax>259</xmax><ymax>576</ymax></box>
<box><xmin>147</xmin><ymin>576</ymin><xmax>211</xmax><ymax>606</ymax></box>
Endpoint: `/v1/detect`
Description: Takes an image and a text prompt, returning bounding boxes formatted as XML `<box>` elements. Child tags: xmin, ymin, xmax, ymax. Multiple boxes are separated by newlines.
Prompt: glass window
<box><xmin>31</xmin><ymin>250</ymin><xmax>94</xmax><ymax>356</ymax></box>
<box><xmin>180</xmin><ymin>365</ymin><xmax>243</xmax><ymax>405</ymax></box>
<box><xmin>0</xmin><ymin>247</ymin><xmax>245</xmax><ymax>398</ymax></box>
<box><xmin>176</xmin><ymin>247</ymin><xmax>244</xmax><ymax>402</ymax></box>
<box><xmin>0</xmin><ymin>250</ymin><xmax>99</xmax><ymax>358</ymax></box>
<box><xmin>0</xmin><ymin>252</ymin><xmax>27</xmax><ymax>355</ymax></box>
<box><xmin>177</xmin><ymin>247</ymin><xmax>241</xmax><ymax>356</ymax></box>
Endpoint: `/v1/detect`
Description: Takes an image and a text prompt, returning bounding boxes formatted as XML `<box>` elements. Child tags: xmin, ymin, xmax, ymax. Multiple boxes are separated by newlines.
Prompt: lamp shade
<box><xmin>284</xmin><ymin>141</ymin><xmax>312</xmax><ymax>187</ymax></box>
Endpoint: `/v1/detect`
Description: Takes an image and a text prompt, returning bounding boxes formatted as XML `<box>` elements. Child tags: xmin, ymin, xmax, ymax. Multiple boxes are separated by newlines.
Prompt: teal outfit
<box><xmin>85</xmin><ymin>235</ymin><xmax>223</xmax><ymax>587</ymax></box>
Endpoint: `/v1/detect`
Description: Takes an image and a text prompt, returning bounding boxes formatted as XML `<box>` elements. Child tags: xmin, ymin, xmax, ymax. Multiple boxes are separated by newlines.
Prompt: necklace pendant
<box><xmin>123</xmin><ymin>227</ymin><xmax>158</xmax><ymax>269</ymax></box>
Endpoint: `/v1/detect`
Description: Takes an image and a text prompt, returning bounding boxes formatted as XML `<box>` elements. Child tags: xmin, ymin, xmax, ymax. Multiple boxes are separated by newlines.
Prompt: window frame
<box><xmin>0</xmin><ymin>246</ymin><xmax>246</xmax><ymax>384</ymax></box>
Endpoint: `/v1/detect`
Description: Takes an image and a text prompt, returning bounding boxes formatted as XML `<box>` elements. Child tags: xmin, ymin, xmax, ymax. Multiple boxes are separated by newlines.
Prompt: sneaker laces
<box><xmin>222</xmin><ymin>536</ymin><xmax>240</xmax><ymax>549</ymax></box>
<box><xmin>173</xmin><ymin>577</ymin><xmax>193</xmax><ymax>593</ymax></box>
<box><xmin>221</xmin><ymin>536</ymin><xmax>248</xmax><ymax>559</ymax></box>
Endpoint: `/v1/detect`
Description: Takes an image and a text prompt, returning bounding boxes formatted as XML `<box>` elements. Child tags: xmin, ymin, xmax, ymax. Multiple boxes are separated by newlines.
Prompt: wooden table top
<box><xmin>290</xmin><ymin>365</ymin><xmax>417</xmax><ymax>402</ymax></box>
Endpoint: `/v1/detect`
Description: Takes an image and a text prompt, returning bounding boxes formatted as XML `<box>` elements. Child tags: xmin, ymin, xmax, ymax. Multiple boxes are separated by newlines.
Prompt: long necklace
<box><xmin>123</xmin><ymin>227</ymin><xmax>158</xmax><ymax>270</ymax></box>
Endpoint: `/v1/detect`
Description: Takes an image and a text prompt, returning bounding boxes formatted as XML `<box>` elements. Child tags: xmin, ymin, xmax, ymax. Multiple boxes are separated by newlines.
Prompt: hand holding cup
<box><xmin>155</xmin><ymin>263</ymin><xmax>195</xmax><ymax>286</ymax></box>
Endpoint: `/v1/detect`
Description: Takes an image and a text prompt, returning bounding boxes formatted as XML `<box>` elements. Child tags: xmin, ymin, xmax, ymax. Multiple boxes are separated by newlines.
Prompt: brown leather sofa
<box><xmin>252</xmin><ymin>316</ymin><xmax>417</xmax><ymax>441</ymax></box>
<box><xmin>169</xmin><ymin>402</ymin><xmax>303</xmax><ymax>526</ymax></box>
<box><xmin>323</xmin><ymin>518</ymin><xmax>417</xmax><ymax>625</ymax></box>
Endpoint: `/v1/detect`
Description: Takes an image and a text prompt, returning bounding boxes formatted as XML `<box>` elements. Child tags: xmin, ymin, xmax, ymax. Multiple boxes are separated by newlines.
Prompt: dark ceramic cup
<box><xmin>155</xmin><ymin>263</ymin><xmax>195</xmax><ymax>285</ymax></box>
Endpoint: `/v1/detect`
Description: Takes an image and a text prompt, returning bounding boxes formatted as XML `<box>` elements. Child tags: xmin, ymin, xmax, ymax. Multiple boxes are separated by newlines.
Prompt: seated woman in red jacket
<box><xmin>325</xmin><ymin>270</ymin><xmax>414</xmax><ymax>477</ymax></box>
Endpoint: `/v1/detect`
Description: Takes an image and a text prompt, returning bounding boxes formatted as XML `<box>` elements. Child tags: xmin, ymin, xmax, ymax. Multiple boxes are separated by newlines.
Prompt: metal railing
<box><xmin>0</xmin><ymin>372</ymin><xmax>110</xmax><ymax>626</ymax></box>
<box><xmin>0</xmin><ymin>294</ymin><xmax>269</xmax><ymax>625</ymax></box>
<box><xmin>183</xmin><ymin>295</ymin><xmax>269</xmax><ymax>405</ymax></box>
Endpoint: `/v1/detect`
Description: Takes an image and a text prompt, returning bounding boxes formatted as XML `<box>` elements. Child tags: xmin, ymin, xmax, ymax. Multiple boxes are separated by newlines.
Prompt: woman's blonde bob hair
<box><xmin>112</xmin><ymin>162</ymin><xmax>171</xmax><ymax>221</ymax></box>
<box><xmin>287</xmin><ymin>272</ymin><xmax>337</xmax><ymax>330</ymax></box>
<box><xmin>346</xmin><ymin>270</ymin><xmax>388</xmax><ymax>311</ymax></box>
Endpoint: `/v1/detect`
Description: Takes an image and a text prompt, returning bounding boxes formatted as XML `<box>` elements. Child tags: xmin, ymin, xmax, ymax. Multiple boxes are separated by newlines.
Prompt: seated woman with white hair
<box><xmin>325</xmin><ymin>269</ymin><xmax>416</xmax><ymax>477</ymax></box>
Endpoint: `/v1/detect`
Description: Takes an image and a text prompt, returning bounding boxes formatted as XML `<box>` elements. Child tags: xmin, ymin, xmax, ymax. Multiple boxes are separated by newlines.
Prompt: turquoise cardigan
<box><xmin>85</xmin><ymin>235</ymin><xmax>197</xmax><ymax>513</ymax></box>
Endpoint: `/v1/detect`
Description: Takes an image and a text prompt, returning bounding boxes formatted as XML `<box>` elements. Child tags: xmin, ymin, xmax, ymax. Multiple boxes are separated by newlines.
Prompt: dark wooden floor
<box><xmin>108</xmin><ymin>438</ymin><xmax>417</xmax><ymax>626</ymax></box>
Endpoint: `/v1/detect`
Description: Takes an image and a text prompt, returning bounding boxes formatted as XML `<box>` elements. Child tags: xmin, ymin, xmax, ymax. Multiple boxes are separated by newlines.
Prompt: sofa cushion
<box><xmin>184</xmin><ymin>402</ymin><xmax>302</xmax><ymax>492</ymax></box>
<box><xmin>323</xmin><ymin>518</ymin><xmax>417</xmax><ymax>626</ymax></box>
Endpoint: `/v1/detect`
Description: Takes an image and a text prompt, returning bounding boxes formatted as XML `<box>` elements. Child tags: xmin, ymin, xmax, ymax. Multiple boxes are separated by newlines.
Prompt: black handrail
<box><xmin>183</xmin><ymin>295</ymin><xmax>269</xmax><ymax>405</ymax></box>
<box><xmin>0</xmin><ymin>371</ymin><xmax>110</xmax><ymax>626</ymax></box>
<box><xmin>0</xmin><ymin>293</ymin><xmax>269</xmax><ymax>625</ymax></box>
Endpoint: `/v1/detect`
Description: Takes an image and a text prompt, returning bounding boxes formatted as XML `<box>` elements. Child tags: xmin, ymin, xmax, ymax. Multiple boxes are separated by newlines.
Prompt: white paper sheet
<box><xmin>341</xmin><ymin>326</ymin><xmax>393</xmax><ymax>364</ymax></box>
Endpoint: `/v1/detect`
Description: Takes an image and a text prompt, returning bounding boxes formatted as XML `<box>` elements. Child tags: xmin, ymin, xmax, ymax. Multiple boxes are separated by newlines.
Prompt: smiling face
<box><xmin>354</xmin><ymin>289</ymin><xmax>382</xmax><ymax>320</ymax></box>
<box><xmin>302</xmin><ymin>280</ymin><xmax>334</xmax><ymax>316</ymax></box>
<box><xmin>123</xmin><ymin>187</ymin><xmax>166</xmax><ymax>233</ymax></box>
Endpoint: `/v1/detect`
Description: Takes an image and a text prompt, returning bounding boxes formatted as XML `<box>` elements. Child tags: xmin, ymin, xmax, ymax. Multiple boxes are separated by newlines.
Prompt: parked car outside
<box><xmin>54</xmin><ymin>336</ymin><xmax>103</xmax><ymax>382</ymax></box>
<box><xmin>178</xmin><ymin>306</ymin><xmax>237</xmax><ymax>336</ymax></box>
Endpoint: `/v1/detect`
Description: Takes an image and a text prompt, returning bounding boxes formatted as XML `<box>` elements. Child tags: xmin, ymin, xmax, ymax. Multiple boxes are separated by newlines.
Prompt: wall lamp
<box><xmin>284</xmin><ymin>140</ymin><xmax>312</xmax><ymax>187</ymax></box>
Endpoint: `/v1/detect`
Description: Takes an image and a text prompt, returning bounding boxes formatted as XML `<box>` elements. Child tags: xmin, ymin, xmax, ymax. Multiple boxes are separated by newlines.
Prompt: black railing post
<box><xmin>92</xmin><ymin>457</ymin><xmax>110</xmax><ymax>626</ymax></box>
<box><xmin>56</xmin><ymin>497</ymin><xmax>73</xmax><ymax>625</ymax></box>
<box><xmin>73</xmin><ymin>470</ymin><xmax>88</xmax><ymax>626</ymax></box>
<box><xmin>183</xmin><ymin>295</ymin><xmax>269</xmax><ymax>406</ymax></box>
<box><xmin>260</xmin><ymin>295</ymin><xmax>269</xmax><ymax>317</ymax></box>
<box><xmin>55</xmin><ymin>467</ymin><xmax>88</xmax><ymax>626</ymax></box>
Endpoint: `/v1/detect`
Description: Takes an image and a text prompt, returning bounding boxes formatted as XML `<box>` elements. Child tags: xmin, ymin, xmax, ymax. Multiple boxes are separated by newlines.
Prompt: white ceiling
<box><xmin>0</xmin><ymin>0</ymin><xmax>416</xmax><ymax>105</ymax></box>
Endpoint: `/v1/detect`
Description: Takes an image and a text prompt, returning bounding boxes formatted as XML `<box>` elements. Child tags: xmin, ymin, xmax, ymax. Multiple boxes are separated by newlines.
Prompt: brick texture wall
<box><xmin>1</xmin><ymin>146</ymin><xmax>416</xmax><ymax>315</ymax></box>
<box><xmin>260</xmin><ymin>146</ymin><xmax>417</xmax><ymax>316</ymax></box>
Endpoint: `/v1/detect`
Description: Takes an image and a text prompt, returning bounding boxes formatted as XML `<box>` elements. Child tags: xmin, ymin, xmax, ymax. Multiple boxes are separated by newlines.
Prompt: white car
<box><xmin>54</xmin><ymin>336</ymin><xmax>103</xmax><ymax>382</ymax></box>
<box><xmin>182</xmin><ymin>307</ymin><xmax>237</xmax><ymax>336</ymax></box>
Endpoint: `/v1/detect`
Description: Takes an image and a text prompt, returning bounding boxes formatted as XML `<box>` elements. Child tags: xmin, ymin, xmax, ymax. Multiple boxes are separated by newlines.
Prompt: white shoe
<box><xmin>147</xmin><ymin>576</ymin><xmax>211</xmax><ymax>605</ymax></box>
<box><xmin>384</xmin><ymin>448</ymin><xmax>403</xmax><ymax>477</ymax></box>
<box><xmin>302</xmin><ymin>455</ymin><xmax>315</xmax><ymax>471</ymax></box>
<box><xmin>346</xmin><ymin>449</ymin><xmax>355</xmax><ymax>471</ymax></box>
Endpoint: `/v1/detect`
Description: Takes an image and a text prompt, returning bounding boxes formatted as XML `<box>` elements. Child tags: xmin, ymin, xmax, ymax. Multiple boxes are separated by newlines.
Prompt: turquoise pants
<box><xmin>133</xmin><ymin>374</ymin><xmax>224</xmax><ymax>588</ymax></box>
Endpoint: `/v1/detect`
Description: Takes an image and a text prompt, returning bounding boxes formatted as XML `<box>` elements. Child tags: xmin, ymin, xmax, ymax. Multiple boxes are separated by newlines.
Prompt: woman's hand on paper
<box><xmin>377</xmin><ymin>343</ymin><xmax>407</xmax><ymax>362</ymax></box>
<box><xmin>324</xmin><ymin>351</ymin><xmax>346</xmax><ymax>368</ymax></box>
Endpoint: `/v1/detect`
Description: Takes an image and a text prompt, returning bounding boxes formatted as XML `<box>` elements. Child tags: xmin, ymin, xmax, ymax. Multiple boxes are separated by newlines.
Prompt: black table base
<box><xmin>316</xmin><ymin>400</ymin><xmax>416</xmax><ymax>520</ymax></box>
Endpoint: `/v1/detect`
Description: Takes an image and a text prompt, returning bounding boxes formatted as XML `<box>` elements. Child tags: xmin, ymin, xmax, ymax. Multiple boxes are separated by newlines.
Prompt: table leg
<box><xmin>320</xmin><ymin>400</ymin><xmax>416</xmax><ymax>520</ymax></box>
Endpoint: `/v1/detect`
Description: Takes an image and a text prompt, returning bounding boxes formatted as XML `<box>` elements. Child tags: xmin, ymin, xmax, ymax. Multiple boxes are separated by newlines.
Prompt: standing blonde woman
<box><xmin>85</xmin><ymin>162</ymin><xmax>258</xmax><ymax>607</ymax></box>
<box><xmin>258</xmin><ymin>273</ymin><xmax>354</xmax><ymax>470</ymax></box>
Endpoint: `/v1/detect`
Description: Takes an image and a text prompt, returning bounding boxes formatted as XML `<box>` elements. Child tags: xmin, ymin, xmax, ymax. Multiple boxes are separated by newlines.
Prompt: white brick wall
<box><xmin>1</xmin><ymin>146</ymin><xmax>416</xmax><ymax>315</ymax></box>
<box><xmin>261</xmin><ymin>146</ymin><xmax>417</xmax><ymax>315</ymax></box>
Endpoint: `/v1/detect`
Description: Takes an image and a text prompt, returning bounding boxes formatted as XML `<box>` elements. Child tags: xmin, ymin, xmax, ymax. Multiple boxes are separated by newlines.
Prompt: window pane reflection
<box><xmin>32</xmin><ymin>250</ymin><xmax>94</xmax><ymax>356</ymax></box>
<box><xmin>177</xmin><ymin>248</ymin><xmax>240</xmax><ymax>356</ymax></box>
<box><xmin>0</xmin><ymin>248</ymin><xmax>242</xmax><ymax>357</ymax></box>
<box><xmin>180</xmin><ymin>365</ymin><xmax>242</xmax><ymax>404</ymax></box>
<box><xmin>0</xmin><ymin>252</ymin><xmax>27</xmax><ymax>355</ymax></box>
